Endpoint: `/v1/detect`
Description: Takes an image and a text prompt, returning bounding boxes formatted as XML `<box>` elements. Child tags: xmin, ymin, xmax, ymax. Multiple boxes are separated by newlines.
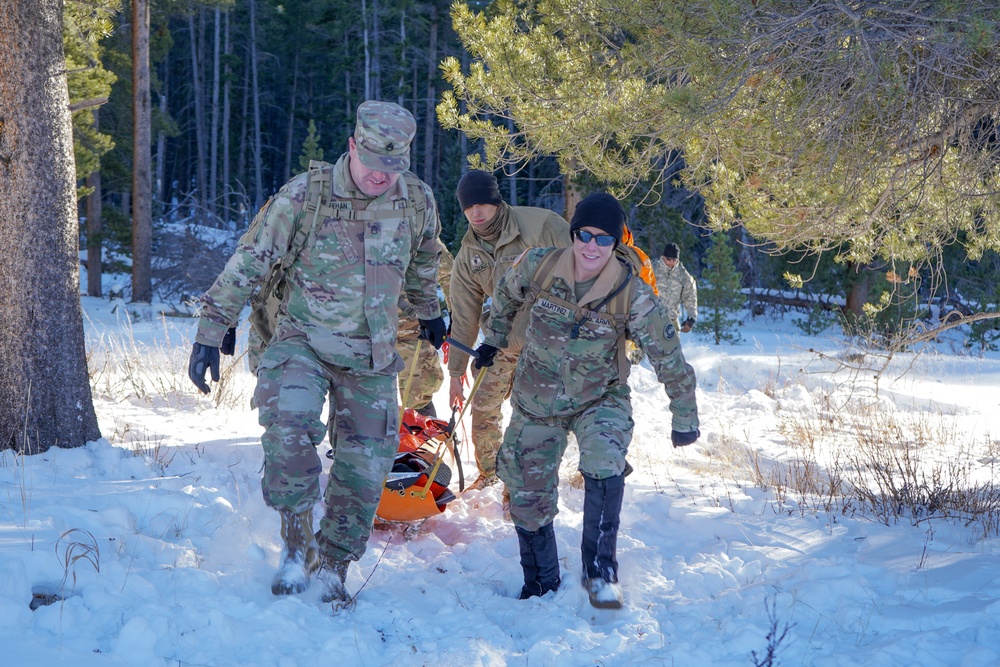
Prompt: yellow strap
<box><xmin>399</xmin><ymin>337</ymin><xmax>422</xmax><ymax>425</ymax></box>
<box><xmin>416</xmin><ymin>365</ymin><xmax>488</xmax><ymax>499</ymax></box>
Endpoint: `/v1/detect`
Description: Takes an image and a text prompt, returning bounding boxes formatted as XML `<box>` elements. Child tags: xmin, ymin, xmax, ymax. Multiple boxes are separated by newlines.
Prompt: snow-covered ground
<box><xmin>2</xmin><ymin>292</ymin><xmax>999</xmax><ymax>666</ymax></box>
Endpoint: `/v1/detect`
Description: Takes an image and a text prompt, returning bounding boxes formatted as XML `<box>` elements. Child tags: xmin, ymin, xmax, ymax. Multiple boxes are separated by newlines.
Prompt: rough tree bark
<box><xmin>0</xmin><ymin>0</ymin><xmax>101</xmax><ymax>451</ymax></box>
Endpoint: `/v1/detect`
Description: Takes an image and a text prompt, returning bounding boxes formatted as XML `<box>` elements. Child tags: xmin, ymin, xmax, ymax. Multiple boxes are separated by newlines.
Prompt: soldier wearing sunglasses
<box><xmin>473</xmin><ymin>192</ymin><xmax>700</xmax><ymax>609</ymax></box>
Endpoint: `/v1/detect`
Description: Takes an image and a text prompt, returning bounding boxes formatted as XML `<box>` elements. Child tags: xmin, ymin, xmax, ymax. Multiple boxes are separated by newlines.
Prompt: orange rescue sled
<box><xmin>376</xmin><ymin>408</ymin><xmax>458</xmax><ymax>523</ymax></box>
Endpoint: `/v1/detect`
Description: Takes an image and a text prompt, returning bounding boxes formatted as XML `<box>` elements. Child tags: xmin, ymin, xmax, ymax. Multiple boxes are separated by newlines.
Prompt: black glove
<box><xmin>473</xmin><ymin>343</ymin><xmax>499</xmax><ymax>369</ymax></box>
<box><xmin>188</xmin><ymin>343</ymin><xmax>220</xmax><ymax>394</ymax></box>
<box><xmin>671</xmin><ymin>428</ymin><xmax>700</xmax><ymax>448</ymax></box>
<box><xmin>418</xmin><ymin>316</ymin><xmax>448</xmax><ymax>350</ymax></box>
<box><xmin>220</xmin><ymin>327</ymin><xmax>237</xmax><ymax>356</ymax></box>
<box><xmin>681</xmin><ymin>318</ymin><xmax>695</xmax><ymax>333</ymax></box>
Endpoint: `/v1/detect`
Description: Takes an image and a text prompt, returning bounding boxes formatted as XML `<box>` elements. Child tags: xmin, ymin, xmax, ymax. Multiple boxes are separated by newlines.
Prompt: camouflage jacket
<box><xmin>196</xmin><ymin>153</ymin><xmax>442</xmax><ymax>372</ymax></box>
<box><xmin>484</xmin><ymin>247</ymin><xmax>699</xmax><ymax>430</ymax></box>
<box><xmin>448</xmin><ymin>203</ymin><xmax>569</xmax><ymax>377</ymax></box>
<box><xmin>652</xmin><ymin>258</ymin><xmax>698</xmax><ymax>324</ymax></box>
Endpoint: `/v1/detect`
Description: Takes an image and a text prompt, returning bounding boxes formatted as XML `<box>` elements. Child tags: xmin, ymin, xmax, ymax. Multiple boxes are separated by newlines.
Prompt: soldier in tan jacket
<box><xmin>447</xmin><ymin>170</ymin><xmax>571</xmax><ymax>488</ymax></box>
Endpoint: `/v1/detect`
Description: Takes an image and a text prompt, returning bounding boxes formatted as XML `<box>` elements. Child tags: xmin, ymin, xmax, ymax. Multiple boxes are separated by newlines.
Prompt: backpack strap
<box><xmin>287</xmin><ymin>160</ymin><xmax>331</xmax><ymax>267</ymax></box>
<box><xmin>401</xmin><ymin>172</ymin><xmax>427</xmax><ymax>224</ymax></box>
<box><xmin>525</xmin><ymin>248</ymin><xmax>566</xmax><ymax>303</ymax></box>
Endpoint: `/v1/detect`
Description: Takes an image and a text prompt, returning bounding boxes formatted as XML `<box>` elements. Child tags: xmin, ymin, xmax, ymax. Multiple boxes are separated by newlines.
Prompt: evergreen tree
<box><xmin>297</xmin><ymin>119</ymin><xmax>323</xmax><ymax>174</ymax></box>
<box><xmin>65</xmin><ymin>0</ymin><xmax>120</xmax><ymax>196</ymax></box>
<box><xmin>700</xmin><ymin>232</ymin><xmax>743</xmax><ymax>345</ymax></box>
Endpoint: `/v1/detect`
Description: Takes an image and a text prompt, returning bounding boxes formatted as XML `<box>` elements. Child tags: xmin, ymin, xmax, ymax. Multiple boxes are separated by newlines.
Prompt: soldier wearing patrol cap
<box><xmin>188</xmin><ymin>101</ymin><xmax>447</xmax><ymax>610</ymax></box>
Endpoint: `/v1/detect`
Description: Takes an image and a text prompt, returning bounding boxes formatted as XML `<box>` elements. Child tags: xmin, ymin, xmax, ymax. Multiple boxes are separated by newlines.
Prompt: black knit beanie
<box><xmin>456</xmin><ymin>170</ymin><xmax>503</xmax><ymax>211</ymax></box>
<box><xmin>570</xmin><ymin>192</ymin><xmax>625</xmax><ymax>246</ymax></box>
<box><xmin>662</xmin><ymin>243</ymin><xmax>679</xmax><ymax>259</ymax></box>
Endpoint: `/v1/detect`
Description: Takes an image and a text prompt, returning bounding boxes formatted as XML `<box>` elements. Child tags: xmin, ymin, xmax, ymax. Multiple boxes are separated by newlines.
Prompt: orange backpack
<box><xmin>621</xmin><ymin>226</ymin><xmax>658</xmax><ymax>296</ymax></box>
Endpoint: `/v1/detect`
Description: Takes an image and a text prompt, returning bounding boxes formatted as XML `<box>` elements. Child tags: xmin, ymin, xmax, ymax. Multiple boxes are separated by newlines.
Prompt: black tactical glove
<box><xmin>418</xmin><ymin>316</ymin><xmax>448</xmax><ymax>350</ymax></box>
<box><xmin>188</xmin><ymin>343</ymin><xmax>220</xmax><ymax>394</ymax></box>
<box><xmin>473</xmin><ymin>343</ymin><xmax>499</xmax><ymax>369</ymax></box>
<box><xmin>671</xmin><ymin>428</ymin><xmax>700</xmax><ymax>448</ymax></box>
<box><xmin>680</xmin><ymin>318</ymin><xmax>695</xmax><ymax>333</ymax></box>
<box><xmin>220</xmin><ymin>327</ymin><xmax>237</xmax><ymax>356</ymax></box>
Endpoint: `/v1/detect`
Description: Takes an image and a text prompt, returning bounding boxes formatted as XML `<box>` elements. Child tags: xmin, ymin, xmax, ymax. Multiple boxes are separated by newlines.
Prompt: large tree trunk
<box><xmin>132</xmin><ymin>0</ymin><xmax>153</xmax><ymax>303</ymax></box>
<box><xmin>0</xmin><ymin>0</ymin><xmax>101</xmax><ymax>451</ymax></box>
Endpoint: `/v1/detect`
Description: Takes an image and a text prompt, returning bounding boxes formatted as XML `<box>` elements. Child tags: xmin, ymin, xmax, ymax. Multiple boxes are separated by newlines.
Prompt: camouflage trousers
<box><xmin>254</xmin><ymin>337</ymin><xmax>400</xmax><ymax>562</ymax></box>
<box><xmin>496</xmin><ymin>387</ymin><xmax>633</xmax><ymax>532</ymax></box>
<box><xmin>469</xmin><ymin>348</ymin><xmax>518</xmax><ymax>477</ymax></box>
<box><xmin>396</xmin><ymin>318</ymin><xmax>443</xmax><ymax>411</ymax></box>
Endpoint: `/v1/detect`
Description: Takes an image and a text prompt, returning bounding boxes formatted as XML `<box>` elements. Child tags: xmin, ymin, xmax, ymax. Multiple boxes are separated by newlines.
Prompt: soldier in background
<box><xmin>654</xmin><ymin>242</ymin><xmax>698</xmax><ymax>333</ymax></box>
<box><xmin>473</xmin><ymin>193</ymin><xmax>700</xmax><ymax>609</ymax></box>
<box><xmin>447</xmin><ymin>170</ymin><xmax>570</xmax><ymax>489</ymax></box>
<box><xmin>187</xmin><ymin>101</ymin><xmax>446</xmax><ymax>610</ymax></box>
<box><xmin>397</xmin><ymin>243</ymin><xmax>454</xmax><ymax>417</ymax></box>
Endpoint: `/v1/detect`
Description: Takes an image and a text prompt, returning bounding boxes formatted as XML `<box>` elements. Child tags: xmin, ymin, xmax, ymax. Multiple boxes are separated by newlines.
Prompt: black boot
<box><xmin>581</xmin><ymin>472</ymin><xmax>626</xmax><ymax>609</ymax></box>
<box><xmin>515</xmin><ymin>523</ymin><xmax>561</xmax><ymax>599</ymax></box>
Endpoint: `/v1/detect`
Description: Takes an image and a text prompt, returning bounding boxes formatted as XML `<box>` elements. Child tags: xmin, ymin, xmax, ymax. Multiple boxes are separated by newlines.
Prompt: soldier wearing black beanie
<box><xmin>456</xmin><ymin>170</ymin><xmax>504</xmax><ymax>211</ymax></box>
<box><xmin>570</xmin><ymin>192</ymin><xmax>626</xmax><ymax>247</ymax></box>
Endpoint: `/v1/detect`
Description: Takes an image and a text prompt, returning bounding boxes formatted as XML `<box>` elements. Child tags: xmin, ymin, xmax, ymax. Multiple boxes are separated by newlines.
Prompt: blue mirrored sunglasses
<box><xmin>573</xmin><ymin>229</ymin><xmax>616</xmax><ymax>247</ymax></box>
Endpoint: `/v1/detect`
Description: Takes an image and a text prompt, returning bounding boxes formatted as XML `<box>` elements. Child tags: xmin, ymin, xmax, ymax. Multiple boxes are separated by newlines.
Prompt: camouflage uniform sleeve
<box><xmin>439</xmin><ymin>244</ymin><xmax>455</xmax><ymax>310</ymax></box>
<box><xmin>483</xmin><ymin>249</ymin><xmax>538</xmax><ymax>350</ymax></box>
<box><xmin>539</xmin><ymin>211</ymin><xmax>572</xmax><ymax>249</ymax></box>
<box><xmin>628</xmin><ymin>281</ymin><xmax>699</xmax><ymax>432</ymax></box>
<box><xmin>398</xmin><ymin>240</ymin><xmax>452</xmax><ymax>319</ymax></box>
<box><xmin>402</xmin><ymin>182</ymin><xmax>443</xmax><ymax>321</ymax></box>
<box><xmin>195</xmin><ymin>184</ymin><xmax>301</xmax><ymax>347</ymax></box>
<box><xmin>681</xmin><ymin>265</ymin><xmax>698</xmax><ymax>322</ymax></box>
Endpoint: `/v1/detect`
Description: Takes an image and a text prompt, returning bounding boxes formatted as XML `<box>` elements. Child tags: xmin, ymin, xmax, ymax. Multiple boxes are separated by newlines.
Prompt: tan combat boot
<box><xmin>316</xmin><ymin>556</ymin><xmax>351</xmax><ymax>611</ymax></box>
<box><xmin>271</xmin><ymin>507</ymin><xmax>320</xmax><ymax>595</ymax></box>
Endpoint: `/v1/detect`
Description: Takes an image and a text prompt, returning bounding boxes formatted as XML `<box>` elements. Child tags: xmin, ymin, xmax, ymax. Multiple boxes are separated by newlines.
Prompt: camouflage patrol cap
<box><xmin>353</xmin><ymin>100</ymin><xmax>416</xmax><ymax>173</ymax></box>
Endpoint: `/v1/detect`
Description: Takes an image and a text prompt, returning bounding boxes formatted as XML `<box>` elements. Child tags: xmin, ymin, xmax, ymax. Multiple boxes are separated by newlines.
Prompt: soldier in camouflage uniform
<box><xmin>448</xmin><ymin>170</ymin><xmax>570</xmax><ymax>488</ymax></box>
<box><xmin>653</xmin><ymin>242</ymin><xmax>698</xmax><ymax>333</ymax></box>
<box><xmin>472</xmin><ymin>193</ymin><xmax>700</xmax><ymax>609</ymax></box>
<box><xmin>187</xmin><ymin>101</ymin><xmax>446</xmax><ymax>610</ymax></box>
<box><xmin>396</xmin><ymin>243</ymin><xmax>454</xmax><ymax>416</ymax></box>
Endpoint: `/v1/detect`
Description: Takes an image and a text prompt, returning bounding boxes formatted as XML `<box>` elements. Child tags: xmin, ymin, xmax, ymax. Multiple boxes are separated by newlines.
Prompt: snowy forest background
<box><xmin>65</xmin><ymin>0</ymin><xmax>1000</xmax><ymax>356</ymax></box>
<box><xmin>4</xmin><ymin>3</ymin><xmax>1000</xmax><ymax>664</ymax></box>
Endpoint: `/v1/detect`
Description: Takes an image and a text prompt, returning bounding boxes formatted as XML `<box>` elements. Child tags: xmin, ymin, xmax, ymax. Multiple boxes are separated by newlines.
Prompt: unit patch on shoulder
<box><xmin>663</xmin><ymin>322</ymin><xmax>676</xmax><ymax>340</ymax></box>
